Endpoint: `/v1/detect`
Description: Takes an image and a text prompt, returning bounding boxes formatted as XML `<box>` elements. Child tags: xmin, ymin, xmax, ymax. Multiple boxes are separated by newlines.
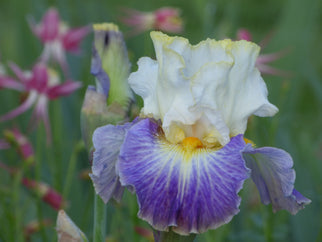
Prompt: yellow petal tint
<box><xmin>181</xmin><ymin>137</ymin><xmax>203</xmax><ymax>151</ymax></box>
<box><xmin>243</xmin><ymin>137</ymin><xmax>256</xmax><ymax>147</ymax></box>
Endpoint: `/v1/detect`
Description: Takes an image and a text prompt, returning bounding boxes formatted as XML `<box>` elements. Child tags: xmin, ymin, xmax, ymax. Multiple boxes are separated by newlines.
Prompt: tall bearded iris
<box><xmin>91</xmin><ymin>32</ymin><xmax>310</xmax><ymax>235</ymax></box>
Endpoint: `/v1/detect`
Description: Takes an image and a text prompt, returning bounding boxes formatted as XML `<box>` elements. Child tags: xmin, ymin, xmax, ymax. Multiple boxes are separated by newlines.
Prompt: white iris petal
<box><xmin>128</xmin><ymin>31</ymin><xmax>278</xmax><ymax>146</ymax></box>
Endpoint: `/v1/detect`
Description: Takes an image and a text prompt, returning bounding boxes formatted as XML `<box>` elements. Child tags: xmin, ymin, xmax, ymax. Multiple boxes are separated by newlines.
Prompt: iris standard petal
<box><xmin>128</xmin><ymin>57</ymin><xmax>159</xmax><ymax>117</ymax></box>
<box><xmin>242</xmin><ymin>146</ymin><xmax>311</xmax><ymax>214</ymax></box>
<box><xmin>128</xmin><ymin>32</ymin><xmax>278</xmax><ymax>146</ymax></box>
<box><xmin>118</xmin><ymin>118</ymin><xmax>250</xmax><ymax>235</ymax></box>
<box><xmin>90</xmin><ymin>122</ymin><xmax>134</xmax><ymax>203</ymax></box>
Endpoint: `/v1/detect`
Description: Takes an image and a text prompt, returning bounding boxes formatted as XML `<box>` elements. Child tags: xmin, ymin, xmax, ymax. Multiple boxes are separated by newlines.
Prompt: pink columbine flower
<box><xmin>237</xmin><ymin>28</ymin><xmax>290</xmax><ymax>77</ymax></box>
<box><xmin>121</xmin><ymin>7</ymin><xmax>183</xmax><ymax>36</ymax></box>
<box><xmin>28</xmin><ymin>7</ymin><xmax>90</xmax><ymax>73</ymax></box>
<box><xmin>0</xmin><ymin>62</ymin><xmax>81</xmax><ymax>141</ymax></box>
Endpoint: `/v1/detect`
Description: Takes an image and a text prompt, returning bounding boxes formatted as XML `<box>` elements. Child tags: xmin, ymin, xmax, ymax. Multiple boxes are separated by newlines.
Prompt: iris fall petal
<box><xmin>118</xmin><ymin>118</ymin><xmax>250</xmax><ymax>235</ymax></box>
<box><xmin>90</xmin><ymin>122</ymin><xmax>133</xmax><ymax>203</ymax></box>
<box><xmin>242</xmin><ymin>146</ymin><xmax>311</xmax><ymax>214</ymax></box>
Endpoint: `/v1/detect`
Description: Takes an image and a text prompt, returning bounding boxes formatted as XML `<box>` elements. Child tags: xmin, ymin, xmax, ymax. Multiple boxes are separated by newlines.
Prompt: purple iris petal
<box><xmin>118</xmin><ymin>118</ymin><xmax>250</xmax><ymax>235</ymax></box>
<box><xmin>242</xmin><ymin>146</ymin><xmax>311</xmax><ymax>214</ymax></box>
<box><xmin>90</xmin><ymin>122</ymin><xmax>134</xmax><ymax>203</ymax></box>
<box><xmin>90</xmin><ymin>46</ymin><xmax>110</xmax><ymax>98</ymax></box>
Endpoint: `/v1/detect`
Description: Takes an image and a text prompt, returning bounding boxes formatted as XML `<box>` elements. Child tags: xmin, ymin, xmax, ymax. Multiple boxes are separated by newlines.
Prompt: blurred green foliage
<box><xmin>0</xmin><ymin>0</ymin><xmax>321</xmax><ymax>241</ymax></box>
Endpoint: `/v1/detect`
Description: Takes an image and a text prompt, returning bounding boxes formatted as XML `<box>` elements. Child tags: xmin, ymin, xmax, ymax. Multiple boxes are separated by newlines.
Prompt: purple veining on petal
<box><xmin>118</xmin><ymin>118</ymin><xmax>250</xmax><ymax>235</ymax></box>
<box><xmin>242</xmin><ymin>146</ymin><xmax>311</xmax><ymax>214</ymax></box>
<box><xmin>90</xmin><ymin>122</ymin><xmax>134</xmax><ymax>203</ymax></box>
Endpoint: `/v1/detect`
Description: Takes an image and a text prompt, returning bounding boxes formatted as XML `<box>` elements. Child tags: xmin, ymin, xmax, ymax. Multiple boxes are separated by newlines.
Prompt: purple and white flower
<box><xmin>91</xmin><ymin>32</ymin><xmax>310</xmax><ymax>235</ymax></box>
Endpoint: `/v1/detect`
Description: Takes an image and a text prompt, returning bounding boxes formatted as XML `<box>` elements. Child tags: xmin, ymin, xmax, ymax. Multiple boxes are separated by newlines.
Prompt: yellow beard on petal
<box><xmin>158</xmin><ymin>133</ymin><xmax>223</xmax><ymax>163</ymax></box>
<box><xmin>181</xmin><ymin>137</ymin><xmax>203</xmax><ymax>151</ymax></box>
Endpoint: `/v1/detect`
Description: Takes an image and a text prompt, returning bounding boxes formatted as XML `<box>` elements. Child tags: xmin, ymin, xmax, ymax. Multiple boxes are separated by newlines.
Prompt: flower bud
<box><xmin>24</xmin><ymin>219</ymin><xmax>52</xmax><ymax>240</ymax></box>
<box><xmin>56</xmin><ymin>210</ymin><xmax>88</xmax><ymax>242</ymax></box>
<box><xmin>81</xmin><ymin>23</ymin><xmax>132</xmax><ymax>151</ymax></box>
<box><xmin>92</xmin><ymin>23</ymin><xmax>132</xmax><ymax>108</ymax></box>
<box><xmin>4</xmin><ymin>128</ymin><xmax>34</xmax><ymax>164</ymax></box>
<box><xmin>22</xmin><ymin>178</ymin><xmax>66</xmax><ymax>210</ymax></box>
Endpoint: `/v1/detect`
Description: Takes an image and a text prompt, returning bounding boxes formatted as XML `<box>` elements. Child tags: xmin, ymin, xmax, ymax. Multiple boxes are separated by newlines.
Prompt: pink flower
<box><xmin>0</xmin><ymin>139</ymin><xmax>10</xmax><ymax>150</ymax></box>
<box><xmin>134</xmin><ymin>226</ymin><xmax>154</xmax><ymax>241</ymax></box>
<box><xmin>24</xmin><ymin>219</ymin><xmax>52</xmax><ymax>241</ymax></box>
<box><xmin>22</xmin><ymin>178</ymin><xmax>66</xmax><ymax>210</ymax></box>
<box><xmin>0</xmin><ymin>62</ymin><xmax>81</xmax><ymax>141</ymax></box>
<box><xmin>28</xmin><ymin>8</ymin><xmax>90</xmax><ymax>73</ymax></box>
<box><xmin>2</xmin><ymin>127</ymin><xmax>35</xmax><ymax>163</ymax></box>
<box><xmin>121</xmin><ymin>7</ymin><xmax>183</xmax><ymax>36</ymax></box>
<box><xmin>0</xmin><ymin>161</ymin><xmax>66</xmax><ymax>210</ymax></box>
<box><xmin>237</xmin><ymin>28</ymin><xmax>290</xmax><ymax>77</ymax></box>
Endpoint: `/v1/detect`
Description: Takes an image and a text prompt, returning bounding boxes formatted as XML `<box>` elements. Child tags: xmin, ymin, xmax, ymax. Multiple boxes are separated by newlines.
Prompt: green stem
<box><xmin>62</xmin><ymin>140</ymin><xmax>85</xmax><ymax>198</ymax></box>
<box><xmin>264</xmin><ymin>206</ymin><xmax>274</xmax><ymax>242</ymax></box>
<box><xmin>52</xmin><ymin>100</ymin><xmax>63</xmax><ymax>191</ymax></box>
<box><xmin>93</xmin><ymin>194</ymin><xmax>107</xmax><ymax>242</ymax></box>
<box><xmin>12</xmin><ymin>169</ymin><xmax>24</xmax><ymax>242</ymax></box>
<box><xmin>153</xmin><ymin>229</ymin><xmax>196</xmax><ymax>242</ymax></box>
<box><xmin>35</xmin><ymin>125</ymin><xmax>48</xmax><ymax>242</ymax></box>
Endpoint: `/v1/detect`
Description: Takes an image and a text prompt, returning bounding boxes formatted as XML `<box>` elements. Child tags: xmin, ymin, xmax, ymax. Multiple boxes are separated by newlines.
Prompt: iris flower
<box><xmin>91</xmin><ymin>32</ymin><xmax>310</xmax><ymax>235</ymax></box>
<box><xmin>0</xmin><ymin>63</ymin><xmax>81</xmax><ymax>140</ymax></box>
<box><xmin>28</xmin><ymin>8</ymin><xmax>90</xmax><ymax>73</ymax></box>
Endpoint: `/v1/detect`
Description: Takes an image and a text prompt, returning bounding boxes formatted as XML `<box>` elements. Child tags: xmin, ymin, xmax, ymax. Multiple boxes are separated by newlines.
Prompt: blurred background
<box><xmin>0</xmin><ymin>0</ymin><xmax>321</xmax><ymax>241</ymax></box>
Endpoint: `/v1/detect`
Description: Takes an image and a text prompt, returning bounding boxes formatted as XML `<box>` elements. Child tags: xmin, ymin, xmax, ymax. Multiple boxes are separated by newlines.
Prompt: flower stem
<box><xmin>12</xmin><ymin>169</ymin><xmax>24</xmax><ymax>242</ymax></box>
<box><xmin>35</xmin><ymin>125</ymin><xmax>48</xmax><ymax>242</ymax></box>
<box><xmin>62</xmin><ymin>140</ymin><xmax>84</xmax><ymax>198</ymax></box>
<box><xmin>264</xmin><ymin>206</ymin><xmax>274</xmax><ymax>242</ymax></box>
<box><xmin>153</xmin><ymin>229</ymin><xmax>196</xmax><ymax>242</ymax></box>
<box><xmin>93</xmin><ymin>194</ymin><xmax>107</xmax><ymax>242</ymax></box>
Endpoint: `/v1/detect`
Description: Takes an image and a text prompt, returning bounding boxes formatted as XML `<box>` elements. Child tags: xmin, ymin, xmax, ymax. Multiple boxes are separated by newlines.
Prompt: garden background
<box><xmin>0</xmin><ymin>0</ymin><xmax>321</xmax><ymax>241</ymax></box>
